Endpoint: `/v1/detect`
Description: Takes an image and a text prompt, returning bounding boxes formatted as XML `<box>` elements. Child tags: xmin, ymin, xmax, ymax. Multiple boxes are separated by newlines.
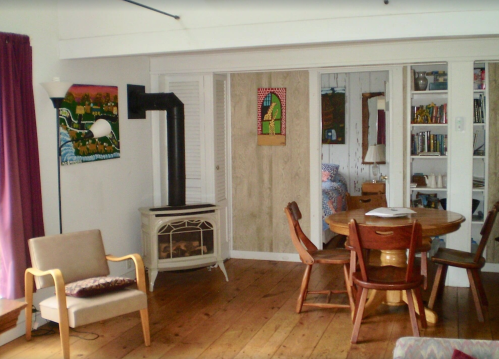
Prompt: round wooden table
<box><xmin>325</xmin><ymin>207</ymin><xmax>465</xmax><ymax>323</ymax></box>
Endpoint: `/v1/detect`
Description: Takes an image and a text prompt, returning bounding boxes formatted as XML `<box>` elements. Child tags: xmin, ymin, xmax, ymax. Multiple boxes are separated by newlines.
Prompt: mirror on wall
<box><xmin>362</xmin><ymin>92</ymin><xmax>386</xmax><ymax>164</ymax></box>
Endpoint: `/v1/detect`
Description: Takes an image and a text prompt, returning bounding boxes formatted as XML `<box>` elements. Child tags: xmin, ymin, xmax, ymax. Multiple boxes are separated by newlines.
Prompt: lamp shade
<box><xmin>364</xmin><ymin>144</ymin><xmax>386</xmax><ymax>163</ymax></box>
<box><xmin>87</xmin><ymin>119</ymin><xmax>112</xmax><ymax>138</ymax></box>
<box><xmin>41</xmin><ymin>79</ymin><xmax>72</xmax><ymax>99</ymax></box>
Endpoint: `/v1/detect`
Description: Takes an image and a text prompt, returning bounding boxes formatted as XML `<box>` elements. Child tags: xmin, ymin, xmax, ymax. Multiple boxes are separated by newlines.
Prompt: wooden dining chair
<box><xmin>345</xmin><ymin>193</ymin><xmax>388</xmax><ymax>291</ymax></box>
<box><xmin>348</xmin><ymin>219</ymin><xmax>427</xmax><ymax>343</ymax></box>
<box><xmin>284</xmin><ymin>202</ymin><xmax>354</xmax><ymax>314</ymax></box>
<box><xmin>346</xmin><ymin>192</ymin><xmax>431</xmax><ymax>290</ymax></box>
<box><xmin>428</xmin><ymin>201</ymin><xmax>499</xmax><ymax>322</ymax></box>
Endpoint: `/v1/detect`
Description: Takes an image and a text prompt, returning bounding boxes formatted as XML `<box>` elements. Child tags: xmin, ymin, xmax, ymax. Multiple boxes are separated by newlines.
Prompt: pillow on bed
<box><xmin>321</xmin><ymin>163</ymin><xmax>339</xmax><ymax>182</ymax></box>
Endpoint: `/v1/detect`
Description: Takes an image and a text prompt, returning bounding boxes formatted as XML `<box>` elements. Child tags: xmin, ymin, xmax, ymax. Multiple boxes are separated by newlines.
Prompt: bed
<box><xmin>321</xmin><ymin>163</ymin><xmax>348</xmax><ymax>243</ymax></box>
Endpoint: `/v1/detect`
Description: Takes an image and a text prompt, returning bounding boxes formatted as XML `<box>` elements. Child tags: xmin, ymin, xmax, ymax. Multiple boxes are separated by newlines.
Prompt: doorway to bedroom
<box><xmin>319</xmin><ymin>70</ymin><xmax>389</xmax><ymax>247</ymax></box>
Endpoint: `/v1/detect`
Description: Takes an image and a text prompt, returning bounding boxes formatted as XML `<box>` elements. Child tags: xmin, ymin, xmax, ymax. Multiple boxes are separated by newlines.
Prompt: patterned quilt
<box><xmin>322</xmin><ymin>173</ymin><xmax>348</xmax><ymax>230</ymax></box>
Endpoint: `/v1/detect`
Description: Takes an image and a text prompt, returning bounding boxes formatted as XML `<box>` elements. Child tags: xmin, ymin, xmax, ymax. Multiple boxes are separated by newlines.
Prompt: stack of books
<box><xmin>473</xmin><ymin>176</ymin><xmax>485</xmax><ymax>189</ymax></box>
<box><xmin>474</xmin><ymin>94</ymin><xmax>486</xmax><ymax>123</ymax></box>
<box><xmin>411</xmin><ymin>132</ymin><xmax>447</xmax><ymax>155</ymax></box>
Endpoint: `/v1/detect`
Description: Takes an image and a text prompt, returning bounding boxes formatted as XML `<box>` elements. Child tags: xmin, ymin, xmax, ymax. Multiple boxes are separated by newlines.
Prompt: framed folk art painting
<box><xmin>59</xmin><ymin>84</ymin><xmax>120</xmax><ymax>165</ymax></box>
<box><xmin>257</xmin><ymin>87</ymin><xmax>286</xmax><ymax>146</ymax></box>
<box><xmin>321</xmin><ymin>87</ymin><xmax>345</xmax><ymax>144</ymax></box>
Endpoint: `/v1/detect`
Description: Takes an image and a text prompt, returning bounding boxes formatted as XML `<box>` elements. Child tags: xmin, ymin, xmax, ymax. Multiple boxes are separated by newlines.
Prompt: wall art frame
<box><xmin>59</xmin><ymin>84</ymin><xmax>120</xmax><ymax>165</ymax></box>
<box><xmin>257</xmin><ymin>87</ymin><xmax>286</xmax><ymax>146</ymax></box>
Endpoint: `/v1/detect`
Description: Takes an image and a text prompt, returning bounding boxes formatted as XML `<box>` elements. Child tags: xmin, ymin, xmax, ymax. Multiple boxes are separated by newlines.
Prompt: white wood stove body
<box><xmin>139</xmin><ymin>204</ymin><xmax>228</xmax><ymax>292</ymax></box>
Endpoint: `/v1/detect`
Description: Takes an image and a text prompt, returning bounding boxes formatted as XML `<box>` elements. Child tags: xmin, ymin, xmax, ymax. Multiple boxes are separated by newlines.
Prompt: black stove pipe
<box><xmin>127</xmin><ymin>85</ymin><xmax>185</xmax><ymax>207</ymax></box>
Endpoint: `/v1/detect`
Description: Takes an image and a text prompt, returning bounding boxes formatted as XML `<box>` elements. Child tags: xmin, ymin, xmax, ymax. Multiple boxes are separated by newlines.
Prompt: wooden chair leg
<box><xmin>405</xmin><ymin>290</ymin><xmax>420</xmax><ymax>337</ymax></box>
<box><xmin>471</xmin><ymin>269</ymin><xmax>488</xmax><ymax>308</ymax></box>
<box><xmin>140</xmin><ymin>308</ymin><xmax>151</xmax><ymax>346</ymax></box>
<box><xmin>343</xmin><ymin>264</ymin><xmax>355</xmax><ymax>318</ymax></box>
<box><xmin>467</xmin><ymin>269</ymin><xmax>485</xmax><ymax>322</ymax></box>
<box><xmin>352</xmin><ymin>281</ymin><xmax>364</xmax><ymax>323</ymax></box>
<box><xmin>351</xmin><ymin>288</ymin><xmax>368</xmax><ymax>344</ymax></box>
<box><xmin>414</xmin><ymin>287</ymin><xmax>427</xmax><ymax>328</ymax></box>
<box><xmin>297</xmin><ymin>264</ymin><xmax>312</xmax><ymax>313</ymax></box>
<box><xmin>421</xmin><ymin>251</ymin><xmax>428</xmax><ymax>290</ymax></box>
<box><xmin>349</xmin><ymin>250</ymin><xmax>357</xmax><ymax>298</ymax></box>
<box><xmin>428</xmin><ymin>264</ymin><xmax>447</xmax><ymax>309</ymax></box>
<box><xmin>24</xmin><ymin>271</ymin><xmax>34</xmax><ymax>341</ymax></box>
<box><xmin>59</xmin><ymin>322</ymin><xmax>70</xmax><ymax>359</ymax></box>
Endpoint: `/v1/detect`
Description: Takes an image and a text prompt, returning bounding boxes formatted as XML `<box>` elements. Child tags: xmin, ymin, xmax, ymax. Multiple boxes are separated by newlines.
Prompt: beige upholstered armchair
<box><xmin>24</xmin><ymin>229</ymin><xmax>150</xmax><ymax>359</ymax></box>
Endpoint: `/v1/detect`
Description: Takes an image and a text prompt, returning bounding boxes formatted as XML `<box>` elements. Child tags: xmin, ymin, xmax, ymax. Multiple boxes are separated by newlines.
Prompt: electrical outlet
<box><xmin>126</xmin><ymin>259</ymin><xmax>133</xmax><ymax>270</ymax></box>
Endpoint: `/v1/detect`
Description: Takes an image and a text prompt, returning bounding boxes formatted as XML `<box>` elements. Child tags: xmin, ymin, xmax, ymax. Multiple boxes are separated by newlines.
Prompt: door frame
<box><xmin>309</xmin><ymin>65</ymin><xmax>404</xmax><ymax>248</ymax></box>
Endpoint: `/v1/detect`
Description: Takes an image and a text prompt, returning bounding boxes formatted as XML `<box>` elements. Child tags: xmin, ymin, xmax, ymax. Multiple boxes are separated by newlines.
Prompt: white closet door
<box><xmin>214</xmin><ymin>78</ymin><xmax>227</xmax><ymax>203</ymax></box>
<box><xmin>213</xmin><ymin>75</ymin><xmax>230</xmax><ymax>256</ymax></box>
<box><xmin>165</xmin><ymin>77</ymin><xmax>204</xmax><ymax>204</ymax></box>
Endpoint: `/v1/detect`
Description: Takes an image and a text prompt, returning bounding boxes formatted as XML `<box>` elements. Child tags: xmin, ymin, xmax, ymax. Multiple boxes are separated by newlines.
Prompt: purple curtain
<box><xmin>0</xmin><ymin>32</ymin><xmax>44</xmax><ymax>299</ymax></box>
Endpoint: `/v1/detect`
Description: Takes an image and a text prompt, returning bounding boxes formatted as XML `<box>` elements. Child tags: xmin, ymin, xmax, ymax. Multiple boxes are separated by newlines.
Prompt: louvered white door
<box><xmin>164</xmin><ymin>77</ymin><xmax>204</xmax><ymax>204</ymax></box>
<box><xmin>213</xmin><ymin>75</ymin><xmax>229</xmax><ymax>253</ymax></box>
<box><xmin>214</xmin><ymin>77</ymin><xmax>228</xmax><ymax>203</ymax></box>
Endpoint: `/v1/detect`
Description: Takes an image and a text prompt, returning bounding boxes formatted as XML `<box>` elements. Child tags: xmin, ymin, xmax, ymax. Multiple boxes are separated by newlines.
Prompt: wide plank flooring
<box><xmin>1</xmin><ymin>258</ymin><xmax>499</xmax><ymax>358</ymax></box>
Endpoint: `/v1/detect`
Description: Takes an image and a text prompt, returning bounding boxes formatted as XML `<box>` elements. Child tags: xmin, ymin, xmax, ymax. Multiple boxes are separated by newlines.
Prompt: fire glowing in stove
<box><xmin>157</xmin><ymin>219</ymin><xmax>214</xmax><ymax>259</ymax></box>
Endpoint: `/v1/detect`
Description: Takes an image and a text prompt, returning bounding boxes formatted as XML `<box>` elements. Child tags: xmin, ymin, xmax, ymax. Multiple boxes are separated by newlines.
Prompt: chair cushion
<box><xmin>39</xmin><ymin>288</ymin><xmax>147</xmax><ymax>327</ymax></box>
<box><xmin>65</xmin><ymin>276</ymin><xmax>135</xmax><ymax>298</ymax></box>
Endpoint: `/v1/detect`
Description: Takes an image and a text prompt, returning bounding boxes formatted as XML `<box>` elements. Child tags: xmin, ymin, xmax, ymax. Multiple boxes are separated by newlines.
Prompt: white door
<box><xmin>386</xmin><ymin>67</ymin><xmax>405</xmax><ymax>207</ymax></box>
<box><xmin>383</xmin><ymin>80</ymin><xmax>391</xmax><ymax>204</ymax></box>
<box><xmin>163</xmin><ymin>76</ymin><xmax>204</xmax><ymax>204</ymax></box>
<box><xmin>213</xmin><ymin>74</ymin><xmax>230</xmax><ymax>258</ymax></box>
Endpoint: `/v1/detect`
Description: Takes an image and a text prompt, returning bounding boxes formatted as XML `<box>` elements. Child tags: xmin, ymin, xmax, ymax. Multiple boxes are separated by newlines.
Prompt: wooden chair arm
<box><xmin>24</xmin><ymin>267</ymin><xmax>69</xmax><ymax>354</ymax></box>
<box><xmin>106</xmin><ymin>254</ymin><xmax>147</xmax><ymax>294</ymax></box>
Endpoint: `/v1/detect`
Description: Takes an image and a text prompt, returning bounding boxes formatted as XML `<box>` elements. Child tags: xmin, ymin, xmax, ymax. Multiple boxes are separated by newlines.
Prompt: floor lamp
<box><xmin>41</xmin><ymin>79</ymin><xmax>112</xmax><ymax>234</ymax></box>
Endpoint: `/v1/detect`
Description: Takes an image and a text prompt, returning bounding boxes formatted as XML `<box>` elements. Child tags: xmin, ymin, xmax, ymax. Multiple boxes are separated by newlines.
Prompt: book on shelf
<box><xmin>473</xmin><ymin>176</ymin><xmax>485</xmax><ymax>188</ymax></box>
<box><xmin>411</xmin><ymin>132</ymin><xmax>447</xmax><ymax>156</ymax></box>
<box><xmin>474</xmin><ymin>68</ymin><xmax>486</xmax><ymax>90</ymax></box>
<box><xmin>473</xmin><ymin>94</ymin><xmax>485</xmax><ymax>123</ymax></box>
<box><xmin>411</xmin><ymin>103</ymin><xmax>447</xmax><ymax>124</ymax></box>
<box><xmin>473</xmin><ymin>180</ymin><xmax>485</xmax><ymax>184</ymax></box>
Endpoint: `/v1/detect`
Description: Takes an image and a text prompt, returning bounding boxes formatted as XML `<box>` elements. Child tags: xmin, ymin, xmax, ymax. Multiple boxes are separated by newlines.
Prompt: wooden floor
<box><xmin>1</xmin><ymin>257</ymin><xmax>499</xmax><ymax>359</ymax></box>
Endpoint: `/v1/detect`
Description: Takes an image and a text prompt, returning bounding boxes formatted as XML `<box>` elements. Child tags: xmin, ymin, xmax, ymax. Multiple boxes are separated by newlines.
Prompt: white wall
<box><xmin>0</xmin><ymin>0</ymin><xmax>153</xmax><ymax>344</ymax></box>
<box><xmin>1</xmin><ymin>0</ymin><xmax>153</xmax><ymax>265</ymax></box>
<box><xmin>55</xmin><ymin>0</ymin><xmax>499</xmax><ymax>59</ymax></box>
<box><xmin>321</xmin><ymin>71</ymin><xmax>388</xmax><ymax>194</ymax></box>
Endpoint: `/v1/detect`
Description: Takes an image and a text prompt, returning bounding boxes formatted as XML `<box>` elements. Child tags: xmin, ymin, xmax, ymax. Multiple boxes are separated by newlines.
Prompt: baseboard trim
<box><xmin>230</xmin><ymin>250</ymin><xmax>300</xmax><ymax>262</ymax></box>
<box><xmin>483</xmin><ymin>263</ymin><xmax>499</xmax><ymax>273</ymax></box>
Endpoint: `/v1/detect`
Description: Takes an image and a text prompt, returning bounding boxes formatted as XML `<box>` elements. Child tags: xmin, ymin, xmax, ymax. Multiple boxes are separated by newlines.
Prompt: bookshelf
<box><xmin>406</xmin><ymin>62</ymin><xmax>491</xmax><ymax>255</ymax></box>
<box><xmin>471</xmin><ymin>62</ymin><xmax>489</xmax><ymax>251</ymax></box>
<box><xmin>407</xmin><ymin>63</ymin><xmax>449</xmax><ymax>246</ymax></box>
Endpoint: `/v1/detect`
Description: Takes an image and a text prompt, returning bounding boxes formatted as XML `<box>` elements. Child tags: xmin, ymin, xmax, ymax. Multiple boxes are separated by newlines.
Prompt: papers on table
<box><xmin>365</xmin><ymin>207</ymin><xmax>416</xmax><ymax>218</ymax></box>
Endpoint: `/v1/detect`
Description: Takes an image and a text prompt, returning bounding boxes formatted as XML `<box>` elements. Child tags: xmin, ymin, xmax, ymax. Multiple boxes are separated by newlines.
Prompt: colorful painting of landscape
<box><xmin>59</xmin><ymin>84</ymin><xmax>120</xmax><ymax>165</ymax></box>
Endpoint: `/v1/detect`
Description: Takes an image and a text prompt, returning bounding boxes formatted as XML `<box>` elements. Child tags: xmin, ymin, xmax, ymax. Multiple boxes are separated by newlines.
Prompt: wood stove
<box><xmin>130</xmin><ymin>87</ymin><xmax>228</xmax><ymax>292</ymax></box>
<box><xmin>139</xmin><ymin>204</ymin><xmax>228</xmax><ymax>292</ymax></box>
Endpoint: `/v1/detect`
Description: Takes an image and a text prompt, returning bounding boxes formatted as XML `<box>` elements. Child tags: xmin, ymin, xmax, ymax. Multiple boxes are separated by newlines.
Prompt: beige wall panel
<box><xmin>231</xmin><ymin>71</ymin><xmax>310</xmax><ymax>253</ymax></box>
<box><xmin>487</xmin><ymin>63</ymin><xmax>499</xmax><ymax>263</ymax></box>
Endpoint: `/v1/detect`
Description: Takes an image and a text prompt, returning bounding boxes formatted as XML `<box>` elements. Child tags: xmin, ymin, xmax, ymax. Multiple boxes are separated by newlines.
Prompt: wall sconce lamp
<box><xmin>42</xmin><ymin>79</ymin><xmax>112</xmax><ymax>233</ymax></box>
<box><xmin>364</xmin><ymin>144</ymin><xmax>386</xmax><ymax>183</ymax></box>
